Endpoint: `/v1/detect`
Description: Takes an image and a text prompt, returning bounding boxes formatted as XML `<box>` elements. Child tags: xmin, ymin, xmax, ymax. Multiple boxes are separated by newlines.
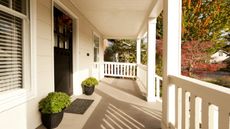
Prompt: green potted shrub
<box><xmin>82</xmin><ymin>77</ymin><xmax>99</xmax><ymax>95</ymax></box>
<box><xmin>39</xmin><ymin>92</ymin><xmax>71</xmax><ymax>129</ymax></box>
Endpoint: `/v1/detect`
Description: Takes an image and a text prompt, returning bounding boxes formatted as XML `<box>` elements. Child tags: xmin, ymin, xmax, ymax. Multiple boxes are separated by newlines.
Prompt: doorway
<box><xmin>54</xmin><ymin>7</ymin><xmax>73</xmax><ymax>95</ymax></box>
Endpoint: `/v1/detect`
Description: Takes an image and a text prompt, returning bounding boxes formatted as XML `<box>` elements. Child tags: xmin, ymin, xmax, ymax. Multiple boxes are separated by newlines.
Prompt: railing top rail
<box><xmin>155</xmin><ymin>74</ymin><xmax>163</xmax><ymax>80</ymax></box>
<box><xmin>170</xmin><ymin>75</ymin><xmax>230</xmax><ymax>110</ymax></box>
<box><xmin>104</xmin><ymin>62</ymin><xmax>137</xmax><ymax>65</ymax></box>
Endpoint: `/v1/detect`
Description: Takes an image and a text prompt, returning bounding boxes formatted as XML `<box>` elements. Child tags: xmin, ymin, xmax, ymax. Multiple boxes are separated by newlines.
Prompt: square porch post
<box><xmin>147</xmin><ymin>18</ymin><xmax>157</xmax><ymax>102</ymax></box>
<box><xmin>162</xmin><ymin>0</ymin><xmax>182</xmax><ymax>128</ymax></box>
<box><xmin>99</xmin><ymin>39</ymin><xmax>108</xmax><ymax>79</ymax></box>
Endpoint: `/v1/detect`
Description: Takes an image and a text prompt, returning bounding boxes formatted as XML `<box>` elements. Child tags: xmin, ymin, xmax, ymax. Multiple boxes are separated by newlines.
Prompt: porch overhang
<box><xmin>70</xmin><ymin>0</ymin><xmax>163</xmax><ymax>39</ymax></box>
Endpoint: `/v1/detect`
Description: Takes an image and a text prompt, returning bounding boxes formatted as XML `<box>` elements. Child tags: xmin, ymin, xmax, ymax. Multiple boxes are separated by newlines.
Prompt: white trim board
<box><xmin>52</xmin><ymin>0</ymin><xmax>81</xmax><ymax>95</ymax></box>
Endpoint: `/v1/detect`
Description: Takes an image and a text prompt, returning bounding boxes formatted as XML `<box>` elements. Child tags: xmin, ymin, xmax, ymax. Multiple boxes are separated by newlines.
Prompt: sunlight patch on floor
<box><xmin>99</xmin><ymin>103</ymin><xmax>145</xmax><ymax>129</ymax></box>
<box><xmin>131</xmin><ymin>105</ymin><xmax>162</xmax><ymax>121</ymax></box>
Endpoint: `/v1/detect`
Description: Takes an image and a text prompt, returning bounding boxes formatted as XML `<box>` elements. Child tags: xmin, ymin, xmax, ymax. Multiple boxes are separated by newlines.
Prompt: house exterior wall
<box><xmin>210</xmin><ymin>50</ymin><xmax>230</xmax><ymax>63</ymax></box>
<box><xmin>0</xmin><ymin>0</ymin><xmax>103</xmax><ymax>128</ymax></box>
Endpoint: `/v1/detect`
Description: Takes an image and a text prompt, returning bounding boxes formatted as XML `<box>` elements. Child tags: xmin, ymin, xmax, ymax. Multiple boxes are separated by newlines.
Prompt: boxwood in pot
<box><xmin>82</xmin><ymin>77</ymin><xmax>99</xmax><ymax>95</ymax></box>
<box><xmin>39</xmin><ymin>92</ymin><xmax>71</xmax><ymax>129</ymax></box>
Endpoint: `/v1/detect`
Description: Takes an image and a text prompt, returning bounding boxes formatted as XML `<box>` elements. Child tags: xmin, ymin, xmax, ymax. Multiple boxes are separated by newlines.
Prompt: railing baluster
<box><xmin>117</xmin><ymin>64</ymin><xmax>120</xmax><ymax>76</ymax></box>
<box><xmin>182</xmin><ymin>90</ymin><xmax>189</xmax><ymax>129</ymax></box>
<box><xmin>196</xmin><ymin>98</ymin><xmax>202</xmax><ymax>129</ymax></box>
<box><xmin>130</xmin><ymin>65</ymin><xmax>132</xmax><ymax>77</ymax></box>
<box><xmin>209</xmin><ymin>105</ymin><xmax>218</xmax><ymax>129</ymax></box>
<box><xmin>176</xmin><ymin>88</ymin><xmax>182</xmax><ymax>129</ymax></box>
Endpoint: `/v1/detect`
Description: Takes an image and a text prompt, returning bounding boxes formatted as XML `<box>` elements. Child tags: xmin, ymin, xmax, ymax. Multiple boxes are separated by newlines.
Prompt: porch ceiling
<box><xmin>70</xmin><ymin>0</ymin><xmax>162</xmax><ymax>39</ymax></box>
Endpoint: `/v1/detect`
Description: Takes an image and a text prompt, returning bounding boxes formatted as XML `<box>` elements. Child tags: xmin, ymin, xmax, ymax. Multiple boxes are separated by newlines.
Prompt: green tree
<box><xmin>182</xmin><ymin>0</ymin><xmax>230</xmax><ymax>42</ymax></box>
<box><xmin>104</xmin><ymin>39</ymin><xmax>137</xmax><ymax>63</ymax></box>
<box><xmin>155</xmin><ymin>0</ymin><xmax>230</xmax><ymax>76</ymax></box>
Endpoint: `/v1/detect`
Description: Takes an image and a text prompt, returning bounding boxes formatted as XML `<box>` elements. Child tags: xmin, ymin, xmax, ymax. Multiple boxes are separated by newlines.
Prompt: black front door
<box><xmin>54</xmin><ymin>7</ymin><xmax>73</xmax><ymax>95</ymax></box>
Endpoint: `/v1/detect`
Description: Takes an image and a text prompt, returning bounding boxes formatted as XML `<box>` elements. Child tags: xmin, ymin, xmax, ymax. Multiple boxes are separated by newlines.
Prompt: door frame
<box><xmin>52</xmin><ymin>0</ymin><xmax>80</xmax><ymax>95</ymax></box>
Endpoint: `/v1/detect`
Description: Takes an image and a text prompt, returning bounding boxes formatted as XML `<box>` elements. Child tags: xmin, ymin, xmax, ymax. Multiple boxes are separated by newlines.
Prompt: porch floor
<box><xmin>37</xmin><ymin>78</ymin><xmax>162</xmax><ymax>129</ymax></box>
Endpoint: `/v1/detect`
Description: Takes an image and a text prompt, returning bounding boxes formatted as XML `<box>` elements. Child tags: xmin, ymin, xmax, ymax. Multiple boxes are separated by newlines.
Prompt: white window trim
<box><xmin>0</xmin><ymin>0</ymin><xmax>37</xmax><ymax>113</ymax></box>
<box><xmin>93</xmin><ymin>32</ymin><xmax>100</xmax><ymax>62</ymax></box>
<box><xmin>53</xmin><ymin>0</ymin><xmax>82</xmax><ymax>95</ymax></box>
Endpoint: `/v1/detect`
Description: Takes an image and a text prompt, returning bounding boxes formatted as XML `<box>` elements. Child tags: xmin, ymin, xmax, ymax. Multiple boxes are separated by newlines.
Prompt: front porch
<box><xmin>37</xmin><ymin>78</ymin><xmax>162</xmax><ymax>129</ymax></box>
<box><xmin>0</xmin><ymin>0</ymin><xmax>229</xmax><ymax>129</ymax></box>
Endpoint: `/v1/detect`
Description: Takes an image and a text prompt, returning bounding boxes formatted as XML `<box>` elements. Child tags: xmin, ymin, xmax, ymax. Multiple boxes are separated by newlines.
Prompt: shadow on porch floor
<box><xmin>37</xmin><ymin>78</ymin><xmax>162</xmax><ymax>129</ymax></box>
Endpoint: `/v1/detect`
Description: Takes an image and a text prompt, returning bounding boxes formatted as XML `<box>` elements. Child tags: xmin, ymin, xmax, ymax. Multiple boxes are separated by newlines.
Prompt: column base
<box><xmin>147</xmin><ymin>96</ymin><xmax>156</xmax><ymax>102</ymax></box>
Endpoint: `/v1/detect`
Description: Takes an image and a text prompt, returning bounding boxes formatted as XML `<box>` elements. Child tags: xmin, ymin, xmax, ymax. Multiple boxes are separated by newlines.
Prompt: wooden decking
<box><xmin>37</xmin><ymin>78</ymin><xmax>162</xmax><ymax>129</ymax></box>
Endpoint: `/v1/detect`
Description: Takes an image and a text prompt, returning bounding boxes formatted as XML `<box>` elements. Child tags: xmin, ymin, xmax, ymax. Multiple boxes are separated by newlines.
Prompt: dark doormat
<box><xmin>65</xmin><ymin>98</ymin><xmax>94</xmax><ymax>114</ymax></box>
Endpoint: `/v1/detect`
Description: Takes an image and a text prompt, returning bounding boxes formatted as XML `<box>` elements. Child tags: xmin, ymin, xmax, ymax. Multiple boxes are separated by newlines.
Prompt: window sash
<box><xmin>93</xmin><ymin>35</ymin><xmax>99</xmax><ymax>62</ymax></box>
<box><xmin>0</xmin><ymin>0</ymin><xmax>29</xmax><ymax>92</ymax></box>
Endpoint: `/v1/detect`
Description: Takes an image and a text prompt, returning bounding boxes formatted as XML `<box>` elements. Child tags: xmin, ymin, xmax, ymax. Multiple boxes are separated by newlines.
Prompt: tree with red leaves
<box><xmin>181</xmin><ymin>41</ymin><xmax>228</xmax><ymax>76</ymax></box>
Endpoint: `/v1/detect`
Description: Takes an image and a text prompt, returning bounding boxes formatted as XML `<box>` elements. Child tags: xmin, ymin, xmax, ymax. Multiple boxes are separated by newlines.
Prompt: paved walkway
<box><xmin>37</xmin><ymin>78</ymin><xmax>162</xmax><ymax>129</ymax></box>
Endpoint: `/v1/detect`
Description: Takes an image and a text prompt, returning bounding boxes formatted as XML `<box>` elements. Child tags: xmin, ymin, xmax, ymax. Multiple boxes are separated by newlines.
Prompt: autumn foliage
<box><xmin>155</xmin><ymin>40</ymin><xmax>227</xmax><ymax>76</ymax></box>
<box><xmin>181</xmin><ymin>41</ymin><xmax>227</xmax><ymax>76</ymax></box>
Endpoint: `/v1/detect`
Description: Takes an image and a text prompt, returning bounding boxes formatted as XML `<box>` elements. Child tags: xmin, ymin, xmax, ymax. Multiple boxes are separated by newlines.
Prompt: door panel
<box><xmin>54</xmin><ymin>7</ymin><xmax>73</xmax><ymax>95</ymax></box>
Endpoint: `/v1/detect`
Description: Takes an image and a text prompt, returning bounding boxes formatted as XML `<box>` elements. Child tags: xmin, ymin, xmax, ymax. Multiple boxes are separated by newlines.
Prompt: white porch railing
<box><xmin>104</xmin><ymin>62</ymin><xmax>137</xmax><ymax>78</ymax></box>
<box><xmin>169</xmin><ymin>75</ymin><xmax>230</xmax><ymax>129</ymax></box>
<box><xmin>102</xmin><ymin>62</ymin><xmax>163</xmax><ymax>100</ymax></box>
<box><xmin>136</xmin><ymin>64</ymin><xmax>163</xmax><ymax>100</ymax></box>
<box><xmin>137</xmin><ymin>64</ymin><xmax>147</xmax><ymax>89</ymax></box>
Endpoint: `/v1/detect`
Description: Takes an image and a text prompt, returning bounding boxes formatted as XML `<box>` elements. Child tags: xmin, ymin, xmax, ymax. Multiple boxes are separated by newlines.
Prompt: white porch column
<box><xmin>99</xmin><ymin>39</ymin><xmax>107</xmax><ymax>79</ymax></box>
<box><xmin>147</xmin><ymin>18</ymin><xmax>157</xmax><ymax>102</ymax></box>
<box><xmin>136</xmin><ymin>39</ymin><xmax>141</xmax><ymax>64</ymax></box>
<box><xmin>162</xmin><ymin>0</ymin><xmax>182</xmax><ymax>128</ymax></box>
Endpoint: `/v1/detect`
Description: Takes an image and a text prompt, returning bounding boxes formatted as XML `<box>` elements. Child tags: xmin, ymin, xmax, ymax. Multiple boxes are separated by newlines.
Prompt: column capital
<box><xmin>149</xmin><ymin>17</ymin><xmax>157</xmax><ymax>24</ymax></box>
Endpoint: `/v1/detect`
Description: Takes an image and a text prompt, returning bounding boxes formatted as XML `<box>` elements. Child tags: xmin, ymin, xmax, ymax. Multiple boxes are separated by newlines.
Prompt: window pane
<box><xmin>12</xmin><ymin>0</ymin><xmax>27</xmax><ymax>15</ymax></box>
<box><xmin>93</xmin><ymin>35</ymin><xmax>99</xmax><ymax>62</ymax></box>
<box><xmin>0</xmin><ymin>0</ymin><xmax>27</xmax><ymax>15</ymax></box>
<box><xmin>0</xmin><ymin>0</ymin><xmax>9</xmax><ymax>7</ymax></box>
<box><xmin>94</xmin><ymin>35</ymin><xmax>99</xmax><ymax>47</ymax></box>
<box><xmin>94</xmin><ymin>47</ymin><xmax>98</xmax><ymax>62</ymax></box>
<box><xmin>0</xmin><ymin>10</ymin><xmax>23</xmax><ymax>92</ymax></box>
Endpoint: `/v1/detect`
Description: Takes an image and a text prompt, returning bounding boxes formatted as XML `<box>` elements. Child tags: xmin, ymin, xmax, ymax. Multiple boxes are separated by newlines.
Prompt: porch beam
<box><xmin>162</xmin><ymin>0</ymin><xmax>182</xmax><ymax>128</ymax></box>
<box><xmin>147</xmin><ymin>18</ymin><xmax>157</xmax><ymax>102</ymax></box>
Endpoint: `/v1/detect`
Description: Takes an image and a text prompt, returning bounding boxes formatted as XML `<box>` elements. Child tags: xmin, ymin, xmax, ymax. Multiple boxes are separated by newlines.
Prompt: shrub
<box><xmin>39</xmin><ymin>92</ymin><xmax>71</xmax><ymax>114</ymax></box>
<box><xmin>81</xmin><ymin>77</ymin><xmax>98</xmax><ymax>87</ymax></box>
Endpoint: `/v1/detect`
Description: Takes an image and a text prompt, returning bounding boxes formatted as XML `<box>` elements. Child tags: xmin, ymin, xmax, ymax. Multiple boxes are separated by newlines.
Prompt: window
<box><xmin>0</xmin><ymin>0</ymin><xmax>29</xmax><ymax>92</ymax></box>
<box><xmin>93</xmin><ymin>34</ymin><xmax>99</xmax><ymax>62</ymax></box>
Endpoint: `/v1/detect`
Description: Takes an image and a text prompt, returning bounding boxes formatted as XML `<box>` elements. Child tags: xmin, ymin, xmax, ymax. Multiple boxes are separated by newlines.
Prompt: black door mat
<box><xmin>65</xmin><ymin>98</ymin><xmax>94</xmax><ymax>114</ymax></box>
